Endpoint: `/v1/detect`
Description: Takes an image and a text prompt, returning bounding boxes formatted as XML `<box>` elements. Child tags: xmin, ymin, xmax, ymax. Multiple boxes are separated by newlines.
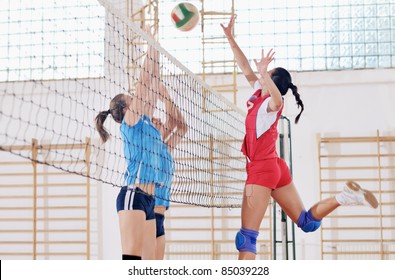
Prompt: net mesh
<box><xmin>0</xmin><ymin>0</ymin><xmax>246</xmax><ymax>208</ymax></box>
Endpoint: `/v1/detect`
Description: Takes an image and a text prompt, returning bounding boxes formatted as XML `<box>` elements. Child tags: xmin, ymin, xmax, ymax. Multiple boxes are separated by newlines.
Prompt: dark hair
<box><xmin>95</xmin><ymin>94</ymin><xmax>128</xmax><ymax>143</ymax></box>
<box><xmin>271</xmin><ymin>67</ymin><xmax>304</xmax><ymax>124</ymax></box>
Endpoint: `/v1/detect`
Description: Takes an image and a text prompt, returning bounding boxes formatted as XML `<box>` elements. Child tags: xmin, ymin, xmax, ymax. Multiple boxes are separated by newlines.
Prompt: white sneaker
<box><xmin>335</xmin><ymin>181</ymin><xmax>379</xmax><ymax>209</ymax></box>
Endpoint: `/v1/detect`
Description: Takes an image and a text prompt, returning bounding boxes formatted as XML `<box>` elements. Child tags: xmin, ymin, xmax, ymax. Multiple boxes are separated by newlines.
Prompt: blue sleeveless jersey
<box><xmin>120</xmin><ymin>115</ymin><xmax>163</xmax><ymax>185</ymax></box>
<box><xmin>155</xmin><ymin>146</ymin><xmax>175</xmax><ymax>209</ymax></box>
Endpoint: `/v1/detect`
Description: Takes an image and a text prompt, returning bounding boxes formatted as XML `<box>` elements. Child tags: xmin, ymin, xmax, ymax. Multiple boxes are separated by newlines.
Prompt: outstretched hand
<box><xmin>253</xmin><ymin>49</ymin><xmax>275</xmax><ymax>74</ymax></box>
<box><xmin>220</xmin><ymin>14</ymin><xmax>237</xmax><ymax>37</ymax></box>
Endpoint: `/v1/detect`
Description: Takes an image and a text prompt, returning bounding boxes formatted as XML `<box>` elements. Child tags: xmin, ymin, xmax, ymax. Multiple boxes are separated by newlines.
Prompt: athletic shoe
<box><xmin>335</xmin><ymin>180</ymin><xmax>379</xmax><ymax>209</ymax></box>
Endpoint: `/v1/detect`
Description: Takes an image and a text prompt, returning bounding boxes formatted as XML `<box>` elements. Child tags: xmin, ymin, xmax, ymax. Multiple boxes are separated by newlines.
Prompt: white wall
<box><xmin>289</xmin><ymin>69</ymin><xmax>394</xmax><ymax>259</ymax></box>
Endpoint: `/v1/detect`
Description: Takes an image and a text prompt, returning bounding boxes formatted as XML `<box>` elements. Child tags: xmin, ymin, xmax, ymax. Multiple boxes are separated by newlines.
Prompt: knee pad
<box><xmin>235</xmin><ymin>227</ymin><xmax>259</xmax><ymax>254</ymax></box>
<box><xmin>297</xmin><ymin>209</ymin><xmax>321</xmax><ymax>233</ymax></box>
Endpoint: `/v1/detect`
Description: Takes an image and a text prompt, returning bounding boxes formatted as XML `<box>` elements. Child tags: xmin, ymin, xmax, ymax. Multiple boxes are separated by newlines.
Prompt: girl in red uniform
<box><xmin>221</xmin><ymin>15</ymin><xmax>379</xmax><ymax>260</ymax></box>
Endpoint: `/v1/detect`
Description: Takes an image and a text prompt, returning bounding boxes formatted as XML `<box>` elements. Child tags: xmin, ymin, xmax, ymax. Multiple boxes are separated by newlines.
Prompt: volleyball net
<box><xmin>0</xmin><ymin>0</ymin><xmax>246</xmax><ymax>208</ymax></box>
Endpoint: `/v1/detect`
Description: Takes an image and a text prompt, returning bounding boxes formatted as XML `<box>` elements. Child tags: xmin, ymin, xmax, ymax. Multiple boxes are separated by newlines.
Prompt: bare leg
<box><xmin>155</xmin><ymin>235</ymin><xmax>166</xmax><ymax>260</ymax></box>
<box><xmin>309</xmin><ymin>197</ymin><xmax>340</xmax><ymax>220</ymax></box>
<box><xmin>118</xmin><ymin>210</ymin><xmax>146</xmax><ymax>257</ymax></box>
<box><xmin>239</xmin><ymin>184</ymin><xmax>272</xmax><ymax>260</ymax></box>
<box><xmin>270</xmin><ymin>181</ymin><xmax>304</xmax><ymax>223</ymax></box>
<box><xmin>141</xmin><ymin>219</ymin><xmax>157</xmax><ymax>260</ymax></box>
<box><xmin>271</xmin><ymin>181</ymin><xmax>340</xmax><ymax>223</ymax></box>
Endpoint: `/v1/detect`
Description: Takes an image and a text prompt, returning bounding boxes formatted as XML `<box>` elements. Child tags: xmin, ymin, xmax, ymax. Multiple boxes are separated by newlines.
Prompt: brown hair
<box><xmin>95</xmin><ymin>94</ymin><xmax>128</xmax><ymax>143</ymax></box>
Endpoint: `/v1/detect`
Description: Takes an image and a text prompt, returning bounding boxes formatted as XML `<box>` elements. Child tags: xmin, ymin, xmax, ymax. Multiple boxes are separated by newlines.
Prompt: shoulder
<box><xmin>258</xmin><ymin>96</ymin><xmax>280</xmax><ymax>116</ymax></box>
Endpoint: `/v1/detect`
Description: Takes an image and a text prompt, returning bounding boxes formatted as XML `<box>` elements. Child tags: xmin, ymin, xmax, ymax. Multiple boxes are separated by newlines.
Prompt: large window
<box><xmin>1</xmin><ymin>0</ymin><xmax>394</xmax><ymax>82</ymax></box>
<box><xmin>159</xmin><ymin>0</ymin><xmax>395</xmax><ymax>73</ymax></box>
<box><xmin>0</xmin><ymin>0</ymin><xmax>104</xmax><ymax>81</ymax></box>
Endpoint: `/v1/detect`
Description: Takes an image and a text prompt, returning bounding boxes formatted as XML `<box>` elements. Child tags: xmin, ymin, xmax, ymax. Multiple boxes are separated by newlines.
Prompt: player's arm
<box><xmin>134</xmin><ymin>26</ymin><xmax>160</xmax><ymax>118</ymax></box>
<box><xmin>159</xmin><ymin>84</ymin><xmax>187</xmax><ymax>151</ymax></box>
<box><xmin>160</xmin><ymin>84</ymin><xmax>177</xmax><ymax>139</ymax></box>
<box><xmin>254</xmin><ymin>49</ymin><xmax>282</xmax><ymax>112</ymax></box>
<box><xmin>221</xmin><ymin>15</ymin><xmax>258</xmax><ymax>88</ymax></box>
<box><xmin>166</xmin><ymin>108</ymin><xmax>187</xmax><ymax>152</ymax></box>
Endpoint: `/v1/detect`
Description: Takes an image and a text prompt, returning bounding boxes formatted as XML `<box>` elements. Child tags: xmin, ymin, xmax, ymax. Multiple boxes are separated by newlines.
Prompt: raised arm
<box><xmin>221</xmin><ymin>15</ymin><xmax>258</xmax><ymax>88</ymax></box>
<box><xmin>254</xmin><ymin>49</ymin><xmax>283</xmax><ymax>112</ymax></box>
<box><xmin>125</xmin><ymin>26</ymin><xmax>161</xmax><ymax>126</ymax></box>
<box><xmin>159</xmin><ymin>84</ymin><xmax>187</xmax><ymax>152</ymax></box>
<box><xmin>139</xmin><ymin>27</ymin><xmax>161</xmax><ymax>118</ymax></box>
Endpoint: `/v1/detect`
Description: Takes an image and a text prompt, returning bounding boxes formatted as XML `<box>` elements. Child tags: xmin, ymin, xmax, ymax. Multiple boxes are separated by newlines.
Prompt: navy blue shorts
<box><xmin>116</xmin><ymin>186</ymin><xmax>155</xmax><ymax>220</ymax></box>
<box><xmin>155</xmin><ymin>213</ymin><xmax>165</xmax><ymax>237</ymax></box>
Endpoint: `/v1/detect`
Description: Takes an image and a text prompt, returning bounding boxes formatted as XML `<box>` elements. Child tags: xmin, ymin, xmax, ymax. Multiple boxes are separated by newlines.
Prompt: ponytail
<box><xmin>270</xmin><ymin>67</ymin><xmax>304</xmax><ymax>124</ymax></box>
<box><xmin>289</xmin><ymin>83</ymin><xmax>304</xmax><ymax>124</ymax></box>
<box><xmin>95</xmin><ymin>110</ymin><xmax>111</xmax><ymax>143</ymax></box>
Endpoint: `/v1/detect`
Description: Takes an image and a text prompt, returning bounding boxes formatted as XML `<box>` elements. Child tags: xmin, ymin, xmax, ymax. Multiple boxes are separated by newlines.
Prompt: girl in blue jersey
<box><xmin>95</xmin><ymin>28</ymin><xmax>164</xmax><ymax>260</ymax></box>
<box><xmin>142</xmin><ymin>84</ymin><xmax>188</xmax><ymax>259</ymax></box>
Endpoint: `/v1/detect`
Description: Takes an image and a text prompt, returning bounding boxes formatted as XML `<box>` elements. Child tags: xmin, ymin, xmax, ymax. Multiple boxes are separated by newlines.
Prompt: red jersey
<box><xmin>241</xmin><ymin>88</ymin><xmax>283</xmax><ymax>161</ymax></box>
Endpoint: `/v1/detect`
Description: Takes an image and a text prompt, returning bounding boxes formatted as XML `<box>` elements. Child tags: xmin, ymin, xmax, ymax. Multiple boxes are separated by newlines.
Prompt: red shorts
<box><xmin>246</xmin><ymin>157</ymin><xmax>292</xmax><ymax>189</ymax></box>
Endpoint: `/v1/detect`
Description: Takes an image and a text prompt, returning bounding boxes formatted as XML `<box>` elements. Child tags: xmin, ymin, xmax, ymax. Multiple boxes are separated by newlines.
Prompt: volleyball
<box><xmin>171</xmin><ymin>2</ymin><xmax>200</xmax><ymax>32</ymax></box>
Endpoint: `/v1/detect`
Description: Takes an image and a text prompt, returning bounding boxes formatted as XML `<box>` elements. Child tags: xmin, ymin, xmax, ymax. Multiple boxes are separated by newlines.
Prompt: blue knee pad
<box><xmin>297</xmin><ymin>209</ymin><xmax>321</xmax><ymax>233</ymax></box>
<box><xmin>235</xmin><ymin>227</ymin><xmax>259</xmax><ymax>254</ymax></box>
